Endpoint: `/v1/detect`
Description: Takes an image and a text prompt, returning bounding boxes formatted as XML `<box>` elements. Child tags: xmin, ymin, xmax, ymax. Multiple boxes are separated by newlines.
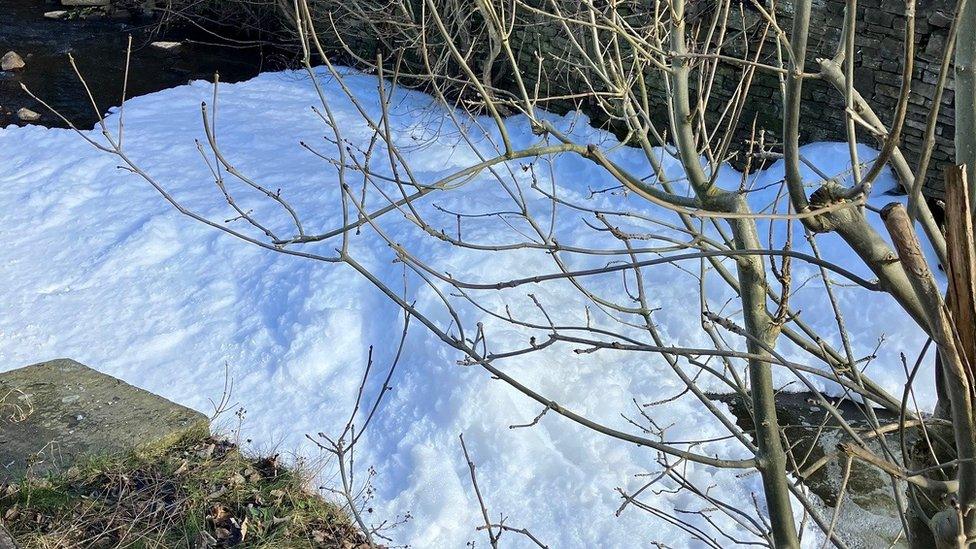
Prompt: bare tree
<box><xmin>27</xmin><ymin>0</ymin><xmax>976</xmax><ymax>545</ymax></box>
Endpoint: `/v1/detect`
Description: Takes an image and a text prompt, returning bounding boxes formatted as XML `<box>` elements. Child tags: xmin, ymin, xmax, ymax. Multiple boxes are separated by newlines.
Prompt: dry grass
<box><xmin>0</xmin><ymin>435</ymin><xmax>369</xmax><ymax>548</ymax></box>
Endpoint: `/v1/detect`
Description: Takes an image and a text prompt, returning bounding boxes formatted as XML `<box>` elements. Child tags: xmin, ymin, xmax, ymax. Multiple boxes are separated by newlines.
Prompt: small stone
<box><xmin>150</xmin><ymin>41</ymin><xmax>182</xmax><ymax>53</ymax></box>
<box><xmin>44</xmin><ymin>10</ymin><xmax>69</xmax><ymax>19</ymax></box>
<box><xmin>1</xmin><ymin>51</ymin><xmax>25</xmax><ymax>72</ymax></box>
<box><xmin>17</xmin><ymin>108</ymin><xmax>41</xmax><ymax>122</ymax></box>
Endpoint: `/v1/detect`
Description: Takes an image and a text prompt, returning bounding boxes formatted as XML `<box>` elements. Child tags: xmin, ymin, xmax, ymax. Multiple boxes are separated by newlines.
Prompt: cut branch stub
<box><xmin>944</xmin><ymin>165</ymin><xmax>976</xmax><ymax>382</ymax></box>
<box><xmin>880</xmin><ymin>203</ymin><xmax>936</xmax><ymax>299</ymax></box>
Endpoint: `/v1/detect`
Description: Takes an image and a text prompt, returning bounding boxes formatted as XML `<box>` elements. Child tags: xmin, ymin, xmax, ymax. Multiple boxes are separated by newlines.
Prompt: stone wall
<box><xmin>756</xmin><ymin>0</ymin><xmax>956</xmax><ymax>198</ymax></box>
<box><xmin>320</xmin><ymin>0</ymin><xmax>958</xmax><ymax>198</ymax></box>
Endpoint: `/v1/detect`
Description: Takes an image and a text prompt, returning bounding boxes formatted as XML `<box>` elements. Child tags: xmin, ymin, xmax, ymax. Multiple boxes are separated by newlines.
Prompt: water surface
<box><xmin>1</xmin><ymin>0</ymin><xmax>275</xmax><ymax>128</ymax></box>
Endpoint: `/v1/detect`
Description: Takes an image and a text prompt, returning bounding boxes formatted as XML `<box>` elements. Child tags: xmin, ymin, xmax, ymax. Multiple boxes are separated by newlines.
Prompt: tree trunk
<box><xmin>955</xmin><ymin>1</ymin><xmax>976</xmax><ymax>199</ymax></box>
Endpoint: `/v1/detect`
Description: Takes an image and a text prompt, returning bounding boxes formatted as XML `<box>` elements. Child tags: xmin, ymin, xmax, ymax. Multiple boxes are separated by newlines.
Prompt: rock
<box><xmin>0</xmin><ymin>524</ymin><xmax>18</xmax><ymax>549</ymax></box>
<box><xmin>716</xmin><ymin>391</ymin><xmax>913</xmax><ymax>548</ymax></box>
<box><xmin>150</xmin><ymin>41</ymin><xmax>183</xmax><ymax>53</ymax></box>
<box><xmin>79</xmin><ymin>7</ymin><xmax>113</xmax><ymax>19</ymax></box>
<box><xmin>43</xmin><ymin>10</ymin><xmax>69</xmax><ymax>19</ymax></box>
<box><xmin>0</xmin><ymin>359</ymin><xmax>209</xmax><ymax>482</ymax></box>
<box><xmin>60</xmin><ymin>0</ymin><xmax>110</xmax><ymax>6</ymax></box>
<box><xmin>929</xmin><ymin>10</ymin><xmax>953</xmax><ymax>28</ymax></box>
<box><xmin>925</xmin><ymin>34</ymin><xmax>947</xmax><ymax>59</ymax></box>
<box><xmin>15</xmin><ymin>108</ymin><xmax>40</xmax><ymax>122</ymax></box>
<box><xmin>0</xmin><ymin>52</ymin><xmax>25</xmax><ymax>72</ymax></box>
<box><xmin>107</xmin><ymin>8</ymin><xmax>132</xmax><ymax>19</ymax></box>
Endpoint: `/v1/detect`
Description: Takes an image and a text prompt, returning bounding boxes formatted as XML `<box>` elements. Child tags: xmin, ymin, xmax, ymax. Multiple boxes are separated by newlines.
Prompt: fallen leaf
<box><xmin>209</xmin><ymin>503</ymin><xmax>233</xmax><ymax>525</ymax></box>
<box><xmin>174</xmin><ymin>460</ymin><xmax>190</xmax><ymax>476</ymax></box>
<box><xmin>197</xmin><ymin>444</ymin><xmax>216</xmax><ymax>459</ymax></box>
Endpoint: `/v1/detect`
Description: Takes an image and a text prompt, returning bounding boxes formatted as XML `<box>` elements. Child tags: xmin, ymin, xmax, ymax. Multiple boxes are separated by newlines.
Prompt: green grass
<box><xmin>0</xmin><ymin>434</ymin><xmax>366</xmax><ymax>548</ymax></box>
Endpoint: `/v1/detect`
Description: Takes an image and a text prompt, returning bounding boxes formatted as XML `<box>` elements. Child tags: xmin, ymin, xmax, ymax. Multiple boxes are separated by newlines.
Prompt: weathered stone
<box><xmin>0</xmin><ymin>52</ymin><xmax>24</xmax><ymax>72</ymax></box>
<box><xmin>15</xmin><ymin>108</ymin><xmax>40</xmax><ymax>122</ymax></box>
<box><xmin>881</xmin><ymin>59</ymin><xmax>901</xmax><ymax>73</ymax></box>
<box><xmin>717</xmin><ymin>392</ymin><xmax>912</xmax><ymax>548</ymax></box>
<box><xmin>925</xmin><ymin>34</ymin><xmax>947</xmax><ymax>58</ymax></box>
<box><xmin>929</xmin><ymin>10</ymin><xmax>953</xmax><ymax>28</ymax></box>
<box><xmin>0</xmin><ymin>359</ymin><xmax>209</xmax><ymax>482</ymax></box>
<box><xmin>60</xmin><ymin>0</ymin><xmax>110</xmax><ymax>6</ymax></box>
<box><xmin>864</xmin><ymin>9</ymin><xmax>895</xmax><ymax>27</ymax></box>
<box><xmin>903</xmin><ymin>125</ymin><xmax>924</xmax><ymax>137</ymax></box>
<box><xmin>150</xmin><ymin>41</ymin><xmax>183</xmax><ymax>53</ymax></box>
<box><xmin>0</xmin><ymin>525</ymin><xmax>18</xmax><ymax>549</ymax></box>
<box><xmin>854</xmin><ymin>68</ymin><xmax>877</xmax><ymax>93</ymax></box>
<box><xmin>874</xmin><ymin>70</ymin><xmax>902</xmax><ymax>86</ymax></box>
<box><xmin>107</xmin><ymin>8</ymin><xmax>132</xmax><ymax>19</ymax></box>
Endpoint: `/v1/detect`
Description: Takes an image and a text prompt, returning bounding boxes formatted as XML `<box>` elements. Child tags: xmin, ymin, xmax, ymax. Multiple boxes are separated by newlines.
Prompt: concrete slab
<box><xmin>0</xmin><ymin>359</ymin><xmax>208</xmax><ymax>482</ymax></box>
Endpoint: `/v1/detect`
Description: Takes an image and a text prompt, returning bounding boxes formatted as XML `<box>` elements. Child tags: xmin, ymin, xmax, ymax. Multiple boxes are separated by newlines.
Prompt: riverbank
<box><xmin>0</xmin><ymin>432</ymin><xmax>367</xmax><ymax>547</ymax></box>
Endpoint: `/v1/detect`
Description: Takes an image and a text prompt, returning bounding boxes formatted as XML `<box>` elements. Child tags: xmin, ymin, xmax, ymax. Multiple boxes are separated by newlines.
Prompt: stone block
<box><xmin>925</xmin><ymin>34</ymin><xmax>947</xmax><ymax>58</ymax></box>
<box><xmin>864</xmin><ymin>10</ymin><xmax>895</xmax><ymax>27</ymax></box>
<box><xmin>61</xmin><ymin>0</ymin><xmax>110</xmax><ymax>6</ymax></box>
<box><xmin>0</xmin><ymin>359</ymin><xmax>209</xmax><ymax>482</ymax></box>
<box><xmin>929</xmin><ymin>10</ymin><xmax>953</xmax><ymax>28</ymax></box>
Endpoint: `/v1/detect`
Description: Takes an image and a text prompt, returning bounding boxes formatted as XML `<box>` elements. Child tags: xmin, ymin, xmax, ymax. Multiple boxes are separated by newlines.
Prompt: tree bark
<box><xmin>955</xmin><ymin>0</ymin><xmax>976</xmax><ymax>198</ymax></box>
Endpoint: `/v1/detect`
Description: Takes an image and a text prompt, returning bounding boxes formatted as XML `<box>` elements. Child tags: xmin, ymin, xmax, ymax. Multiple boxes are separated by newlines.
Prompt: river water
<box><xmin>0</xmin><ymin>0</ymin><xmax>276</xmax><ymax>128</ymax></box>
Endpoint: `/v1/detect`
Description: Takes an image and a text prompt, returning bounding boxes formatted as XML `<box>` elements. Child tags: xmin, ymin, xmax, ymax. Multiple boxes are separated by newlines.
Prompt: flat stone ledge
<box><xmin>0</xmin><ymin>359</ymin><xmax>208</xmax><ymax>483</ymax></box>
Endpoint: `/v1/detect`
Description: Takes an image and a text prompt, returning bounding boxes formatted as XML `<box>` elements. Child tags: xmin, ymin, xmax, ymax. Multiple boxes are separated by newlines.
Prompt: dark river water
<box><xmin>1</xmin><ymin>0</ymin><xmax>279</xmax><ymax>128</ymax></box>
